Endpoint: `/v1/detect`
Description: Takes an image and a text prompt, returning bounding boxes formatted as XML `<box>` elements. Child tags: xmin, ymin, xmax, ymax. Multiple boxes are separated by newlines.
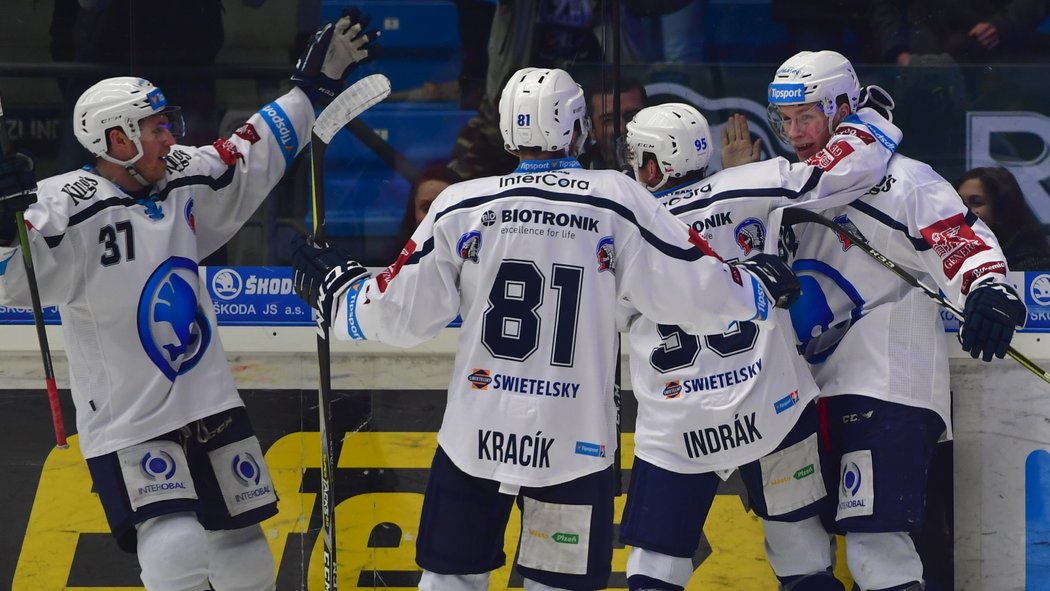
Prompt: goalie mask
<box><xmin>624</xmin><ymin>103</ymin><xmax>711</xmax><ymax>192</ymax></box>
<box><xmin>499</xmin><ymin>67</ymin><xmax>589</xmax><ymax>156</ymax></box>
<box><xmin>766</xmin><ymin>50</ymin><xmax>860</xmax><ymax>142</ymax></box>
<box><xmin>73</xmin><ymin>77</ymin><xmax>185</xmax><ymax>167</ymax></box>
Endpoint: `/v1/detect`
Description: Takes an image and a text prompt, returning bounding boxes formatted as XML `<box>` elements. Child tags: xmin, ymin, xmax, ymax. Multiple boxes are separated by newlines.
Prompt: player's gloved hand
<box><xmin>0</xmin><ymin>152</ymin><xmax>37</xmax><ymax>247</ymax></box>
<box><xmin>291</xmin><ymin>7</ymin><xmax>381</xmax><ymax>106</ymax></box>
<box><xmin>736</xmin><ymin>253</ymin><xmax>801</xmax><ymax>311</ymax></box>
<box><xmin>291</xmin><ymin>233</ymin><xmax>369</xmax><ymax>327</ymax></box>
<box><xmin>857</xmin><ymin>85</ymin><xmax>895</xmax><ymax>122</ymax></box>
<box><xmin>960</xmin><ymin>281</ymin><xmax>1026</xmax><ymax>362</ymax></box>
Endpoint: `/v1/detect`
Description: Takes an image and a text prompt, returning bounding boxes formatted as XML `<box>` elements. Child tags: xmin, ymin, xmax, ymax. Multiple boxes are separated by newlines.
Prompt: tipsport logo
<box><xmin>768</xmin><ymin>83</ymin><xmax>805</xmax><ymax>103</ymax></box>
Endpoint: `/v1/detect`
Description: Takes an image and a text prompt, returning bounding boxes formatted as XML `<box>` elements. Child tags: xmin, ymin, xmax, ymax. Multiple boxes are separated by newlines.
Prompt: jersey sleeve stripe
<box><xmin>668</xmin><ymin>169</ymin><xmax>823</xmax><ymax>216</ymax></box>
<box><xmin>849</xmin><ymin>200</ymin><xmax>929</xmax><ymax>251</ymax></box>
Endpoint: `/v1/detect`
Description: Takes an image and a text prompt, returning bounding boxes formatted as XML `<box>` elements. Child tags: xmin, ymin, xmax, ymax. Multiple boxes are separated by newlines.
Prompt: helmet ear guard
<box><xmin>624</xmin><ymin>103</ymin><xmax>711</xmax><ymax>192</ymax></box>
<box><xmin>73</xmin><ymin>76</ymin><xmax>184</xmax><ymax>167</ymax></box>
<box><xmin>499</xmin><ymin>67</ymin><xmax>589</xmax><ymax>155</ymax></box>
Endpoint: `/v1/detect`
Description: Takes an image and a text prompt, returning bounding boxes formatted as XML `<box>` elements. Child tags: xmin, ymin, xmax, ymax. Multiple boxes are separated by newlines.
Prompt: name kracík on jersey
<box><xmin>680</xmin><ymin>359</ymin><xmax>763</xmax><ymax>393</ymax></box>
<box><xmin>467</xmin><ymin>369</ymin><xmax>580</xmax><ymax>398</ymax></box>
<box><xmin>682</xmin><ymin>412</ymin><xmax>763</xmax><ymax>459</ymax></box>
<box><xmin>478</xmin><ymin>429</ymin><xmax>554</xmax><ymax>468</ymax></box>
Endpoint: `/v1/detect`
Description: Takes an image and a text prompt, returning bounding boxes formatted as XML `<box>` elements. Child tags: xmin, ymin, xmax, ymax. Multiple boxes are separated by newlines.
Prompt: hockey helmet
<box><xmin>625</xmin><ymin>103</ymin><xmax>711</xmax><ymax>192</ymax></box>
<box><xmin>499</xmin><ymin>67</ymin><xmax>589</xmax><ymax>155</ymax></box>
<box><xmin>766</xmin><ymin>50</ymin><xmax>860</xmax><ymax>141</ymax></box>
<box><xmin>73</xmin><ymin>77</ymin><xmax>184</xmax><ymax>166</ymax></box>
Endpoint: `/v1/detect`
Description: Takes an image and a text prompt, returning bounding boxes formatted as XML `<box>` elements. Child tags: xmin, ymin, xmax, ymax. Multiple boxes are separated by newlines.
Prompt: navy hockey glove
<box><xmin>857</xmin><ymin>85</ymin><xmax>895</xmax><ymax>122</ymax></box>
<box><xmin>291</xmin><ymin>234</ymin><xmax>369</xmax><ymax>327</ymax></box>
<box><xmin>960</xmin><ymin>282</ymin><xmax>1026</xmax><ymax>362</ymax></box>
<box><xmin>291</xmin><ymin>7</ymin><xmax>381</xmax><ymax>106</ymax></box>
<box><xmin>0</xmin><ymin>152</ymin><xmax>37</xmax><ymax>247</ymax></box>
<box><xmin>736</xmin><ymin>253</ymin><xmax>801</xmax><ymax>311</ymax></box>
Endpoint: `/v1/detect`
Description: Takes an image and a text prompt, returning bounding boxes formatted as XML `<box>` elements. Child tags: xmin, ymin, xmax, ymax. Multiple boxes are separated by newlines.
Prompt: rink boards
<box><xmin>1</xmin><ymin>266</ymin><xmax>1049</xmax><ymax>590</ymax></box>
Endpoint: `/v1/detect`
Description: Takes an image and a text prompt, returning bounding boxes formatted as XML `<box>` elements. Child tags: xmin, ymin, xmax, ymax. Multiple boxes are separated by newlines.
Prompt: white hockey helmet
<box><xmin>767</xmin><ymin>50</ymin><xmax>860</xmax><ymax>140</ymax></box>
<box><xmin>625</xmin><ymin>103</ymin><xmax>711</xmax><ymax>192</ymax></box>
<box><xmin>73</xmin><ymin>76</ymin><xmax>184</xmax><ymax>166</ymax></box>
<box><xmin>499</xmin><ymin>67</ymin><xmax>589</xmax><ymax>155</ymax></box>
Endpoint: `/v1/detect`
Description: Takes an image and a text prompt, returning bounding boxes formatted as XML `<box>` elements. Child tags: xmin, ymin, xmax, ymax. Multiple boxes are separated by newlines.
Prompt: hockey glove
<box><xmin>736</xmin><ymin>253</ymin><xmax>801</xmax><ymax>311</ymax></box>
<box><xmin>857</xmin><ymin>85</ymin><xmax>895</xmax><ymax>123</ymax></box>
<box><xmin>0</xmin><ymin>152</ymin><xmax>37</xmax><ymax>247</ymax></box>
<box><xmin>960</xmin><ymin>281</ymin><xmax>1026</xmax><ymax>362</ymax></box>
<box><xmin>291</xmin><ymin>234</ymin><xmax>369</xmax><ymax>328</ymax></box>
<box><xmin>291</xmin><ymin>7</ymin><xmax>381</xmax><ymax>106</ymax></box>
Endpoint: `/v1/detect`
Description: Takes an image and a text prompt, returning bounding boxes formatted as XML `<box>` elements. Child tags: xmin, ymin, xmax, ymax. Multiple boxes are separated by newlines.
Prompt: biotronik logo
<box><xmin>138</xmin><ymin>256</ymin><xmax>212</xmax><ymax>381</ymax></box>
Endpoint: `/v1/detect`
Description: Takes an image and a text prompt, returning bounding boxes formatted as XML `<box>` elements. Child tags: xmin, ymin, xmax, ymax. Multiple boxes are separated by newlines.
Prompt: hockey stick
<box><xmin>782</xmin><ymin>207</ymin><xmax>1050</xmax><ymax>385</ymax></box>
<box><xmin>0</xmin><ymin>94</ymin><xmax>68</xmax><ymax>448</ymax></box>
<box><xmin>309</xmin><ymin>73</ymin><xmax>391</xmax><ymax>591</ymax></box>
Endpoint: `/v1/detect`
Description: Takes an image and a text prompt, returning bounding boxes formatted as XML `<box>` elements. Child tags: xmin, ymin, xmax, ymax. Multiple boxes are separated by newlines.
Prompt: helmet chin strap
<box><xmin>98</xmin><ymin>137</ymin><xmax>150</xmax><ymax>187</ymax></box>
<box><xmin>125</xmin><ymin>164</ymin><xmax>150</xmax><ymax>187</ymax></box>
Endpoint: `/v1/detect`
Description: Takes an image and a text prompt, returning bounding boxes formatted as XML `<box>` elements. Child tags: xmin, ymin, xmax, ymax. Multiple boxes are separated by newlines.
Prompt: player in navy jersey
<box><xmin>767</xmin><ymin>50</ymin><xmax>1024</xmax><ymax>591</ymax></box>
<box><xmin>290</xmin><ymin>66</ymin><xmax>802</xmax><ymax>591</ymax></box>
<box><xmin>0</xmin><ymin>9</ymin><xmax>377</xmax><ymax>590</ymax></box>
<box><xmin>618</xmin><ymin>98</ymin><xmax>900</xmax><ymax>591</ymax></box>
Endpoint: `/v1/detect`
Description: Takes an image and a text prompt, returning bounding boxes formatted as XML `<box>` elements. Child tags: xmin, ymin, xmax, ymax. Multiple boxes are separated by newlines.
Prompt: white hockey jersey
<box><xmin>786</xmin><ymin>154</ymin><xmax>1010</xmax><ymax>438</ymax></box>
<box><xmin>627</xmin><ymin>108</ymin><xmax>902</xmax><ymax>474</ymax></box>
<box><xmin>0</xmin><ymin>88</ymin><xmax>314</xmax><ymax>458</ymax></box>
<box><xmin>331</xmin><ymin>158</ymin><xmax>775</xmax><ymax>487</ymax></box>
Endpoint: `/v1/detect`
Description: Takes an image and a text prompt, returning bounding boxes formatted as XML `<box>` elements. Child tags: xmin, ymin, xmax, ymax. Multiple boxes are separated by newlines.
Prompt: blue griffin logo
<box><xmin>596</xmin><ymin>236</ymin><xmax>616</xmax><ymax>272</ymax></box>
<box><xmin>138</xmin><ymin>256</ymin><xmax>212</xmax><ymax>380</ymax></box>
<box><xmin>457</xmin><ymin>231</ymin><xmax>482</xmax><ymax>263</ymax></box>
<box><xmin>735</xmin><ymin>217</ymin><xmax>766</xmax><ymax>255</ymax></box>
<box><xmin>789</xmin><ymin>259</ymin><xmax>866</xmax><ymax>363</ymax></box>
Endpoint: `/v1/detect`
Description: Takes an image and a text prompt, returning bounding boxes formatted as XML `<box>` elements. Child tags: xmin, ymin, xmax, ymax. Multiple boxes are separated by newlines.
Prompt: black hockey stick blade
<box><xmin>782</xmin><ymin>207</ymin><xmax>1050</xmax><ymax>385</ymax></box>
<box><xmin>0</xmin><ymin>94</ymin><xmax>68</xmax><ymax>448</ymax></box>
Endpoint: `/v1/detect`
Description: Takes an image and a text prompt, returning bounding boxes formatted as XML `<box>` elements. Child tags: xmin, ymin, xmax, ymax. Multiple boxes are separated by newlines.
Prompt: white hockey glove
<box><xmin>736</xmin><ymin>253</ymin><xmax>801</xmax><ymax>310</ymax></box>
<box><xmin>291</xmin><ymin>7</ymin><xmax>381</xmax><ymax>106</ymax></box>
<box><xmin>960</xmin><ymin>281</ymin><xmax>1026</xmax><ymax>362</ymax></box>
<box><xmin>291</xmin><ymin>234</ymin><xmax>369</xmax><ymax>328</ymax></box>
<box><xmin>857</xmin><ymin>85</ymin><xmax>895</xmax><ymax>122</ymax></box>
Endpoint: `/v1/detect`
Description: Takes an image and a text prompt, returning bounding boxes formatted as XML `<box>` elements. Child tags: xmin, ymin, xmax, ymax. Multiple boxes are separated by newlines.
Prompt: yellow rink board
<box><xmin>14</xmin><ymin>432</ymin><xmax>854</xmax><ymax>590</ymax></box>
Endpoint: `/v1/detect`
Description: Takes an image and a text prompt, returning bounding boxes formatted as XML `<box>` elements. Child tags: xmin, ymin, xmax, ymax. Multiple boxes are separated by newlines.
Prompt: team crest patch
<box><xmin>468</xmin><ymin>368</ymin><xmax>492</xmax><ymax>390</ymax></box>
<box><xmin>832</xmin><ymin>214</ymin><xmax>863</xmax><ymax>251</ymax></box>
<box><xmin>458</xmin><ymin>231</ymin><xmax>482</xmax><ymax>263</ymax></box>
<box><xmin>735</xmin><ymin>217</ymin><xmax>766</xmax><ymax>254</ymax></box>
<box><xmin>596</xmin><ymin>236</ymin><xmax>616</xmax><ymax>272</ymax></box>
<box><xmin>213</xmin><ymin>137</ymin><xmax>244</xmax><ymax>166</ymax></box>
<box><xmin>185</xmin><ymin>199</ymin><xmax>196</xmax><ymax>233</ymax></box>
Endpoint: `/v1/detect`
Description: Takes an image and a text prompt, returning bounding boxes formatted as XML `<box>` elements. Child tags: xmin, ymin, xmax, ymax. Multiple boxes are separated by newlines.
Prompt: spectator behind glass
<box><xmin>581</xmin><ymin>75</ymin><xmax>647</xmax><ymax>171</ymax></box>
<box><xmin>394</xmin><ymin>165</ymin><xmax>463</xmax><ymax>251</ymax></box>
<box><xmin>957</xmin><ymin>166</ymin><xmax>1050</xmax><ymax>270</ymax></box>
<box><xmin>868</xmin><ymin>0</ymin><xmax>1050</xmax><ymax>65</ymax></box>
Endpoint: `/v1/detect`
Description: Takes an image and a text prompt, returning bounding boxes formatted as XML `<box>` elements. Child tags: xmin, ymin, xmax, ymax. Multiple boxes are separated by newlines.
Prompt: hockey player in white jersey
<box><xmin>618</xmin><ymin>98</ymin><xmax>901</xmax><ymax>591</ymax></box>
<box><xmin>290</xmin><ymin>67</ymin><xmax>803</xmax><ymax>591</ymax></box>
<box><xmin>767</xmin><ymin>50</ymin><xmax>1025</xmax><ymax>591</ymax></box>
<box><xmin>0</xmin><ymin>10</ymin><xmax>377</xmax><ymax>591</ymax></box>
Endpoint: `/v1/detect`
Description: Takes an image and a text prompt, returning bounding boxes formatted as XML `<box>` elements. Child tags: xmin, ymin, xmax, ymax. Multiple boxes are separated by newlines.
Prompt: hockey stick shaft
<box><xmin>308</xmin><ymin>74</ymin><xmax>391</xmax><ymax>591</ymax></box>
<box><xmin>0</xmin><ymin>95</ymin><xmax>68</xmax><ymax>448</ymax></box>
<box><xmin>782</xmin><ymin>207</ymin><xmax>1050</xmax><ymax>385</ymax></box>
